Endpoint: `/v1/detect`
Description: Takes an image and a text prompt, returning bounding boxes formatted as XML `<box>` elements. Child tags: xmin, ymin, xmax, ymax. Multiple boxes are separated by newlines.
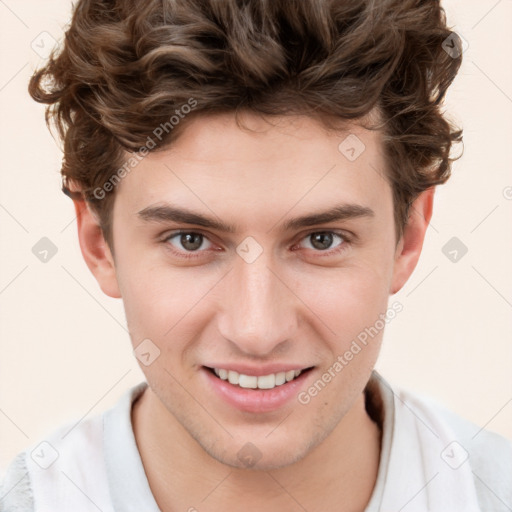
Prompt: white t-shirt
<box><xmin>1</xmin><ymin>371</ymin><xmax>511</xmax><ymax>511</ymax></box>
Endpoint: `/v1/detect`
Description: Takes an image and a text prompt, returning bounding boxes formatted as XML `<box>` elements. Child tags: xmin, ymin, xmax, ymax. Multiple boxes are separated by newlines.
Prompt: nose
<box><xmin>216</xmin><ymin>248</ymin><xmax>299</xmax><ymax>357</ymax></box>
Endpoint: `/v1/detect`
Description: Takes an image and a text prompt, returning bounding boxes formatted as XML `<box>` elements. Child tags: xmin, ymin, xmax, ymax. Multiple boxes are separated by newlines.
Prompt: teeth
<box><xmin>228</xmin><ymin>370</ymin><xmax>239</xmax><ymax>385</ymax></box>
<box><xmin>212</xmin><ymin>368</ymin><xmax>304</xmax><ymax>389</ymax></box>
<box><xmin>275</xmin><ymin>372</ymin><xmax>286</xmax><ymax>386</ymax></box>
<box><xmin>238</xmin><ymin>374</ymin><xmax>258</xmax><ymax>389</ymax></box>
<box><xmin>257</xmin><ymin>374</ymin><xmax>275</xmax><ymax>389</ymax></box>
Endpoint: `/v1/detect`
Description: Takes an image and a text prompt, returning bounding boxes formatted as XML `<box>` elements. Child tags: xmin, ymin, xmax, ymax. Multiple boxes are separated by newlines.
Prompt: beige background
<box><xmin>1</xmin><ymin>0</ymin><xmax>511</xmax><ymax>474</ymax></box>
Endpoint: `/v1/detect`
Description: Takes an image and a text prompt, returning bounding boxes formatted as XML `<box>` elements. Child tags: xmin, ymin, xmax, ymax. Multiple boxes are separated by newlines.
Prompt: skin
<box><xmin>74</xmin><ymin>112</ymin><xmax>433</xmax><ymax>511</ymax></box>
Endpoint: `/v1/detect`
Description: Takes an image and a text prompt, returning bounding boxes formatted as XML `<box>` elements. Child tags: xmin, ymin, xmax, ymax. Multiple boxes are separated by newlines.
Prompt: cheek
<box><xmin>117</xmin><ymin>260</ymin><xmax>219</xmax><ymax>349</ymax></box>
<box><xmin>294</xmin><ymin>265</ymin><xmax>392</xmax><ymax>409</ymax></box>
<box><xmin>295</xmin><ymin>257</ymin><xmax>393</xmax><ymax>336</ymax></box>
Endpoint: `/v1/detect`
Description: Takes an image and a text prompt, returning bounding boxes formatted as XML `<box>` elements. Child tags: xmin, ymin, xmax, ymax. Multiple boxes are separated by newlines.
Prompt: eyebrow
<box><xmin>137</xmin><ymin>203</ymin><xmax>374</xmax><ymax>233</ymax></box>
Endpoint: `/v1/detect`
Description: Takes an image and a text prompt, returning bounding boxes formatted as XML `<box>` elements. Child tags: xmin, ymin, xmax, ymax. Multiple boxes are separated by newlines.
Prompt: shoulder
<box><xmin>396</xmin><ymin>385</ymin><xmax>512</xmax><ymax>464</ymax></box>
<box><xmin>1</xmin><ymin>452</ymin><xmax>33</xmax><ymax>512</ymax></box>
<box><xmin>397</xmin><ymin>385</ymin><xmax>512</xmax><ymax>511</ymax></box>
<box><xmin>1</xmin><ymin>382</ymin><xmax>147</xmax><ymax>512</ymax></box>
<box><xmin>1</xmin><ymin>411</ymin><xmax>106</xmax><ymax>512</ymax></box>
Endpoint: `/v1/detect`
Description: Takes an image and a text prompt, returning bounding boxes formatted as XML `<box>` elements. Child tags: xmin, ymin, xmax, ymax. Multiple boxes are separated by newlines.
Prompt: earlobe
<box><xmin>73</xmin><ymin>199</ymin><xmax>121</xmax><ymax>299</ymax></box>
<box><xmin>389</xmin><ymin>187</ymin><xmax>435</xmax><ymax>295</ymax></box>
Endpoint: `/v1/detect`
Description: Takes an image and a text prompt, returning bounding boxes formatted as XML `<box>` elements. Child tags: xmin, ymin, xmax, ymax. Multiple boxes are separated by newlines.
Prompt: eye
<box><xmin>165</xmin><ymin>231</ymin><xmax>213</xmax><ymax>253</ymax></box>
<box><xmin>297</xmin><ymin>231</ymin><xmax>347</xmax><ymax>253</ymax></box>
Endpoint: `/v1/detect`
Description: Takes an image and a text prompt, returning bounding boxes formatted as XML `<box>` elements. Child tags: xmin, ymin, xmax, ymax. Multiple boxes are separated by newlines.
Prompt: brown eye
<box><xmin>166</xmin><ymin>232</ymin><xmax>212</xmax><ymax>252</ymax></box>
<box><xmin>300</xmin><ymin>232</ymin><xmax>345</xmax><ymax>251</ymax></box>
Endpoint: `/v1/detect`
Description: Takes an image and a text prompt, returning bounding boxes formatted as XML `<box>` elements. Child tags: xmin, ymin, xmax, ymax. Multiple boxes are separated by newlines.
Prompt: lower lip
<box><xmin>202</xmin><ymin>367</ymin><xmax>313</xmax><ymax>413</ymax></box>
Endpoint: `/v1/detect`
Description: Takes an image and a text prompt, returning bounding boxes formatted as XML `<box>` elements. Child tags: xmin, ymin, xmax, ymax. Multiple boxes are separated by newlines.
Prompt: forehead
<box><xmin>113</xmin><ymin>112</ymin><xmax>392</xmax><ymax>227</ymax></box>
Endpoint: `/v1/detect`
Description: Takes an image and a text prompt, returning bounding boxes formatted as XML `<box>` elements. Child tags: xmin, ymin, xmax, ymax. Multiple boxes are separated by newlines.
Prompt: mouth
<box><xmin>202</xmin><ymin>364</ymin><xmax>316</xmax><ymax>413</ymax></box>
<box><xmin>204</xmin><ymin>365</ymin><xmax>315</xmax><ymax>390</ymax></box>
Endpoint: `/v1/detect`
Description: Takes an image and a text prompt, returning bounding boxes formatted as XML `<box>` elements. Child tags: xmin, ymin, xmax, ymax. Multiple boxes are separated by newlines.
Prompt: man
<box><xmin>1</xmin><ymin>0</ymin><xmax>511</xmax><ymax>510</ymax></box>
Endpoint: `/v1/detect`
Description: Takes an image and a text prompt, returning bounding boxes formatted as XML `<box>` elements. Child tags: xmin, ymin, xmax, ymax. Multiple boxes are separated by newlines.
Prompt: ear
<box><xmin>73</xmin><ymin>199</ymin><xmax>121</xmax><ymax>298</ymax></box>
<box><xmin>390</xmin><ymin>187</ymin><xmax>435</xmax><ymax>295</ymax></box>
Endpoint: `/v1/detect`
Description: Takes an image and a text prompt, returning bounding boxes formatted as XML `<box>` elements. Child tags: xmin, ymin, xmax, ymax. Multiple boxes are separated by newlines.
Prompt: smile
<box><xmin>212</xmin><ymin>367</ymin><xmax>304</xmax><ymax>389</ymax></box>
<box><xmin>202</xmin><ymin>365</ymin><xmax>315</xmax><ymax>413</ymax></box>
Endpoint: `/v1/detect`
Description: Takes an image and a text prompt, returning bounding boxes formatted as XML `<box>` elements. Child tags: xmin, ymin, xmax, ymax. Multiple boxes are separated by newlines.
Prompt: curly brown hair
<box><xmin>29</xmin><ymin>0</ymin><xmax>463</xmax><ymax>249</ymax></box>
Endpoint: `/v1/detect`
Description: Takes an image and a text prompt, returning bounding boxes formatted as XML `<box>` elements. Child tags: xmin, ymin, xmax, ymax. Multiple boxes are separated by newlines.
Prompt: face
<box><xmin>104</xmin><ymin>112</ymin><xmax>402</xmax><ymax>469</ymax></box>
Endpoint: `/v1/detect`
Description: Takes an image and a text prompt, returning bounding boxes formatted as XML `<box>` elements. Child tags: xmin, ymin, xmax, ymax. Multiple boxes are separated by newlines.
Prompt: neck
<box><xmin>132</xmin><ymin>386</ymin><xmax>382</xmax><ymax>512</ymax></box>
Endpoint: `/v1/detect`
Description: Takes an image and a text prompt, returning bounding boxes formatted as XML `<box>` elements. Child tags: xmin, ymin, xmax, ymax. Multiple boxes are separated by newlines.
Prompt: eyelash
<box><xmin>161</xmin><ymin>229</ymin><xmax>353</xmax><ymax>260</ymax></box>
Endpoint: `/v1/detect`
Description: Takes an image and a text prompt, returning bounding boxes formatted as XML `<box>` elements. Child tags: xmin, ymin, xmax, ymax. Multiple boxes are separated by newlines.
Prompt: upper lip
<box><xmin>203</xmin><ymin>364</ymin><xmax>314</xmax><ymax>376</ymax></box>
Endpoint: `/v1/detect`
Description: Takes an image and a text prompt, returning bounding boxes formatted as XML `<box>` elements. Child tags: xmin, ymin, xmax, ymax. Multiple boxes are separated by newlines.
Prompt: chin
<box><xmin>199</xmin><ymin>432</ymin><xmax>322</xmax><ymax>472</ymax></box>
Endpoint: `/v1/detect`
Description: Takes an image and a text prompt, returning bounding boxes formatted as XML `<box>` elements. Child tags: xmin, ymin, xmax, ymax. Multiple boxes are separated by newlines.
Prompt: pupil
<box><xmin>311</xmin><ymin>232</ymin><xmax>333</xmax><ymax>250</ymax></box>
<box><xmin>181</xmin><ymin>233</ymin><xmax>202</xmax><ymax>251</ymax></box>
